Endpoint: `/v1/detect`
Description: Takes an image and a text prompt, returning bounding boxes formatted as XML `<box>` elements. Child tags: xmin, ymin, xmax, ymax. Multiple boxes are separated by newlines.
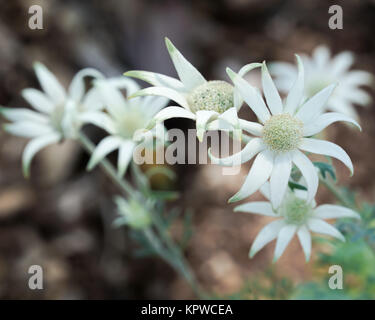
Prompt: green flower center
<box><xmin>117</xmin><ymin>109</ymin><xmax>147</xmax><ymax>139</ymax></box>
<box><xmin>187</xmin><ymin>80</ymin><xmax>234</xmax><ymax>114</ymax></box>
<box><xmin>280</xmin><ymin>194</ymin><xmax>313</xmax><ymax>225</ymax></box>
<box><xmin>262</xmin><ymin>114</ymin><xmax>303</xmax><ymax>152</ymax></box>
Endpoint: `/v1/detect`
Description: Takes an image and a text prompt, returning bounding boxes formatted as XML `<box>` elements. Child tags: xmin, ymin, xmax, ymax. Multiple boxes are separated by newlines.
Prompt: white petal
<box><xmin>341</xmin><ymin>88</ymin><xmax>372</xmax><ymax>106</ymax></box>
<box><xmin>205</xmin><ymin>119</ymin><xmax>232</xmax><ymax>131</ymax></box>
<box><xmin>33</xmin><ymin>62</ymin><xmax>66</xmax><ymax>104</ymax></box>
<box><xmin>234</xmin><ymin>201</ymin><xmax>278</xmax><ymax>217</ymax></box>
<box><xmin>68</xmin><ymin>68</ymin><xmax>104</xmax><ymax>102</ymax></box>
<box><xmin>303</xmin><ymin>112</ymin><xmax>361</xmax><ymax>136</ymax></box>
<box><xmin>312</xmin><ymin>46</ymin><xmax>330</xmax><ymax>69</ymax></box>
<box><xmin>262</xmin><ymin>62</ymin><xmax>283</xmax><ymax>115</ymax></box>
<box><xmin>342</xmin><ymin>70</ymin><xmax>373</xmax><ymax>87</ymax></box>
<box><xmin>330</xmin><ymin>51</ymin><xmax>354</xmax><ymax>77</ymax></box>
<box><xmin>195</xmin><ymin>110</ymin><xmax>218</xmax><ymax>142</ymax></box>
<box><xmin>22</xmin><ymin>133</ymin><xmax>61</xmax><ymax>178</ymax></box>
<box><xmin>273</xmin><ymin>224</ymin><xmax>297</xmax><ymax>262</ymax></box>
<box><xmin>270</xmin><ymin>153</ymin><xmax>292</xmax><ymax>208</ymax></box>
<box><xmin>238</xmin><ymin>119</ymin><xmax>264</xmax><ymax>136</ymax></box>
<box><xmin>307</xmin><ymin>218</ymin><xmax>345</xmax><ymax>241</ymax></box>
<box><xmin>4</xmin><ymin>121</ymin><xmax>54</xmax><ymax>138</ymax></box>
<box><xmin>229</xmin><ymin>150</ymin><xmax>273</xmax><ymax>202</ymax></box>
<box><xmin>313</xmin><ymin>204</ymin><xmax>360</xmax><ymax>220</ymax></box>
<box><xmin>148</xmin><ymin>106</ymin><xmax>195</xmax><ymax>129</ymax></box>
<box><xmin>249</xmin><ymin>219</ymin><xmax>285</xmax><ymax>258</ymax></box>
<box><xmin>299</xmin><ymin>138</ymin><xmax>353</xmax><ymax>175</ymax></box>
<box><xmin>0</xmin><ymin>107</ymin><xmax>48</xmax><ymax>123</ymax></box>
<box><xmin>130</xmin><ymin>86</ymin><xmax>190</xmax><ymax>110</ymax></box>
<box><xmin>292</xmin><ymin>150</ymin><xmax>318</xmax><ymax>203</ymax></box>
<box><xmin>165</xmin><ymin>38</ymin><xmax>206</xmax><ymax>91</ymax></box>
<box><xmin>124</xmin><ymin>70</ymin><xmax>185</xmax><ymax>92</ymax></box>
<box><xmin>259</xmin><ymin>182</ymin><xmax>271</xmax><ymax>200</ymax></box>
<box><xmin>227</xmin><ymin>68</ymin><xmax>271</xmax><ymax>123</ymax></box>
<box><xmin>106</xmin><ymin>77</ymin><xmax>140</xmax><ymax>96</ymax></box>
<box><xmin>296</xmin><ymin>84</ymin><xmax>336</xmax><ymax>123</ymax></box>
<box><xmin>22</xmin><ymin>89</ymin><xmax>55</xmax><ymax>114</ymax></box>
<box><xmin>140</xmin><ymin>96</ymin><xmax>169</xmax><ymax>116</ymax></box>
<box><xmin>237</xmin><ymin>62</ymin><xmax>263</xmax><ymax>77</ymax></box>
<box><xmin>209</xmin><ymin>137</ymin><xmax>265</xmax><ymax>167</ymax></box>
<box><xmin>217</xmin><ymin>107</ymin><xmax>242</xmax><ymax>140</ymax></box>
<box><xmin>284</xmin><ymin>55</ymin><xmax>304</xmax><ymax>115</ymax></box>
<box><xmin>297</xmin><ymin>225</ymin><xmax>312</xmax><ymax>262</ymax></box>
<box><xmin>118</xmin><ymin>140</ymin><xmax>136</xmax><ymax>177</ymax></box>
<box><xmin>87</xmin><ymin>136</ymin><xmax>123</xmax><ymax>170</ymax></box>
<box><xmin>95</xmin><ymin>80</ymin><xmax>128</xmax><ymax>118</ymax></box>
<box><xmin>328</xmin><ymin>97</ymin><xmax>359</xmax><ymax>120</ymax></box>
<box><xmin>82</xmin><ymin>87</ymin><xmax>105</xmax><ymax>111</ymax></box>
<box><xmin>79</xmin><ymin>111</ymin><xmax>116</xmax><ymax>134</ymax></box>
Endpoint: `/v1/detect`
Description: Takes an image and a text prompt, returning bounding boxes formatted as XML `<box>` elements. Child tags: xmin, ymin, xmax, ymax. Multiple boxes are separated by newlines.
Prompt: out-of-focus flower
<box><xmin>210</xmin><ymin>57</ymin><xmax>359</xmax><ymax>208</ymax></box>
<box><xmin>113</xmin><ymin>196</ymin><xmax>153</xmax><ymax>230</ymax></box>
<box><xmin>270</xmin><ymin>46</ymin><xmax>373</xmax><ymax>120</ymax></box>
<box><xmin>84</xmin><ymin>77</ymin><xmax>168</xmax><ymax>177</ymax></box>
<box><xmin>125</xmin><ymin>38</ymin><xmax>246</xmax><ymax>142</ymax></box>
<box><xmin>235</xmin><ymin>182</ymin><xmax>360</xmax><ymax>262</ymax></box>
<box><xmin>1</xmin><ymin>62</ymin><xmax>103</xmax><ymax>177</ymax></box>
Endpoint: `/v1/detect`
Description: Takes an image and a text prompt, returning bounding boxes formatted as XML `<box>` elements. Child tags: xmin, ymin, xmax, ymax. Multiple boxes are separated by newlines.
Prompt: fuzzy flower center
<box><xmin>117</xmin><ymin>109</ymin><xmax>147</xmax><ymax>139</ymax></box>
<box><xmin>187</xmin><ymin>80</ymin><xmax>234</xmax><ymax>114</ymax></box>
<box><xmin>262</xmin><ymin>114</ymin><xmax>303</xmax><ymax>152</ymax></box>
<box><xmin>280</xmin><ymin>194</ymin><xmax>313</xmax><ymax>225</ymax></box>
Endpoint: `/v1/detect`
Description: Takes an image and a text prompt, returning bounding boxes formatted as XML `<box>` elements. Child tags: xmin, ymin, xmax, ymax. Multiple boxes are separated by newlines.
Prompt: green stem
<box><xmin>78</xmin><ymin>131</ymin><xmax>205</xmax><ymax>298</ymax></box>
<box><xmin>319</xmin><ymin>175</ymin><xmax>355</xmax><ymax>209</ymax></box>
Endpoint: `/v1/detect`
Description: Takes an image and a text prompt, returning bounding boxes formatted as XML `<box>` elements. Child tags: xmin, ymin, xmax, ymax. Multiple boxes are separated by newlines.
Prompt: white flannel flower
<box><xmin>270</xmin><ymin>46</ymin><xmax>373</xmax><ymax>120</ymax></box>
<box><xmin>210</xmin><ymin>56</ymin><xmax>360</xmax><ymax>208</ymax></box>
<box><xmin>84</xmin><ymin>77</ymin><xmax>168</xmax><ymax>177</ymax></box>
<box><xmin>235</xmin><ymin>183</ymin><xmax>360</xmax><ymax>262</ymax></box>
<box><xmin>125</xmin><ymin>38</ymin><xmax>246</xmax><ymax>142</ymax></box>
<box><xmin>1</xmin><ymin>62</ymin><xmax>104</xmax><ymax>177</ymax></box>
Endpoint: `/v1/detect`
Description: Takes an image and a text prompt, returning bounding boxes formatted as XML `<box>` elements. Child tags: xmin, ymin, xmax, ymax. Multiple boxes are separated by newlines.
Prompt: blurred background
<box><xmin>0</xmin><ymin>0</ymin><xmax>375</xmax><ymax>299</ymax></box>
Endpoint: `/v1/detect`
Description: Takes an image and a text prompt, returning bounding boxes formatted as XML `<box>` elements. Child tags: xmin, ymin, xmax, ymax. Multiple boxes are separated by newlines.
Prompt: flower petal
<box><xmin>130</xmin><ymin>86</ymin><xmax>190</xmax><ymax>110</ymax></box>
<box><xmin>284</xmin><ymin>55</ymin><xmax>304</xmax><ymax>115</ymax></box>
<box><xmin>229</xmin><ymin>150</ymin><xmax>273</xmax><ymax>202</ymax></box>
<box><xmin>147</xmin><ymin>106</ymin><xmax>195</xmax><ymax>129</ymax></box>
<box><xmin>94</xmin><ymin>80</ymin><xmax>128</xmax><ymax>118</ymax></box>
<box><xmin>297</xmin><ymin>225</ymin><xmax>312</xmax><ymax>262</ymax></box>
<box><xmin>307</xmin><ymin>218</ymin><xmax>345</xmax><ymax>241</ymax></box>
<box><xmin>218</xmin><ymin>107</ymin><xmax>242</xmax><ymax>140</ymax></box>
<box><xmin>87</xmin><ymin>136</ymin><xmax>123</xmax><ymax>171</ymax></box>
<box><xmin>0</xmin><ymin>107</ymin><xmax>49</xmax><ymax>123</ymax></box>
<box><xmin>33</xmin><ymin>62</ymin><xmax>66</xmax><ymax>104</ymax></box>
<box><xmin>313</xmin><ymin>204</ymin><xmax>360</xmax><ymax>220</ymax></box>
<box><xmin>124</xmin><ymin>70</ymin><xmax>185</xmax><ymax>92</ymax></box>
<box><xmin>270</xmin><ymin>153</ymin><xmax>292</xmax><ymax>208</ymax></box>
<box><xmin>68</xmin><ymin>68</ymin><xmax>104</xmax><ymax>102</ymax></box>
<box><xmin>195</xmin><ymin>110</ymin><xmax>218</xmax><ymax>142</ymax></box>
<box><xmin>273</xmin><ymin>224</ymin><xmax>297</xmax><ymax>262</ymax></box>
<box><xmin>296</xmin><ymin>84</ymin><xmax>336</xmax><ymax>123</ymax></box>
<box><xmin>22</xmin><ymin>133</ymin><xmax>61</xmax><ymax>178</ymax></box>
<box><xmin>234</xmin><ymin>201</ymin><xmax>278</xmax><ymax>217</ymax></box>
<box><xmin>4</xmin><ymin>121</ymin><xmax>55</xmax><ymax>138</ymax></box>
<box><xmin>249</xmin><ymin>219</ymin><xmax>285</xmax><ymax>258</ymax></box>
<box><xmin>118</xmin><ymin>140</ymin><xmax>136</xmax><ymax>177</ymax></box>
<box><xmin>299</xmin><ymin>138</ymin><xmax>353</xmax><ymax>175</ymax></box>
<box><xmin>262</xmin><ymin>62</ymin><xmax>283</xmax><ymax>115</ymax></box>
<box><xmin>22</xmin><ymin>88</ymin><xmax>55</xmax><ymax>114</ymax></box>
<box><xmin>292</xmin><ymin>150</ymin><xmax>318</xmax><ymax>203</ymax></box>
<box><xmin>209</xmin><ymin>137</ymin><xmax>265</xmax><ymax>167</ymax></box>
<box><xmin>303</xmin><ymin>112</ymin><xmax>361</xmax><ymax>136</ymax></box>
<box><xmin>165</xmin><ymin>38</ymin><xmax>206</xmax><ymax>91</ymax></box>
<box><xmin>82</xmin><ymin>87</ymin><xmax>105</xmax><ymax>111</ymax></box>
<box><xmin>79</xmin><ymin>111</ymin><xmax>116</xmax><ymax>134</ymax></box>
<box><xmin>238</xmin><ymin>119</ymin><xmax>264</xmax><ymax>136</ymax></box>
<box><xmin>227</xmin><ymin>68</ymin><xmax>271</xmax><ymax>123</ymax></box>
<box><xmin>312</xmin><ymin>46</ymin><xmax>330</xmax><ymax>69</ymax></box>
<box><xmin>330</xmin><ymin>51</ymin><xmax>354</xmax><ymax>77</ymax></box>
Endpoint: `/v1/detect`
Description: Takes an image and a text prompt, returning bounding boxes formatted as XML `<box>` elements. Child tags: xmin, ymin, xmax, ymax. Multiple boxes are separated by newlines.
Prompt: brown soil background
<box><xmin>0</xmin><ymin>0</ymin><xmax>374</xmax><ymax>299</ymax></box>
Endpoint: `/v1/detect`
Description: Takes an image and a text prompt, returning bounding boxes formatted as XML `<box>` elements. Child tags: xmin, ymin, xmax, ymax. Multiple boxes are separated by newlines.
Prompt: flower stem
<box><xmin>77</xmin><ymin>131</ymin><xmax>205</xmax><ymax>298</ymax></box>
<box><xmin>319</xmin><ymin>175</ymin><xmax>356</xmax><ymax>209</ymax></box>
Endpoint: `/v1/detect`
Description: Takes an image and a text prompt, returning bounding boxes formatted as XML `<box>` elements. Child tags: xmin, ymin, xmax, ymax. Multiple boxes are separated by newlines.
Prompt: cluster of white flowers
<box><xmin>2</xmin><ymin>38</ymin><xmax>368</xmax><ymax>262</ymax></box>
